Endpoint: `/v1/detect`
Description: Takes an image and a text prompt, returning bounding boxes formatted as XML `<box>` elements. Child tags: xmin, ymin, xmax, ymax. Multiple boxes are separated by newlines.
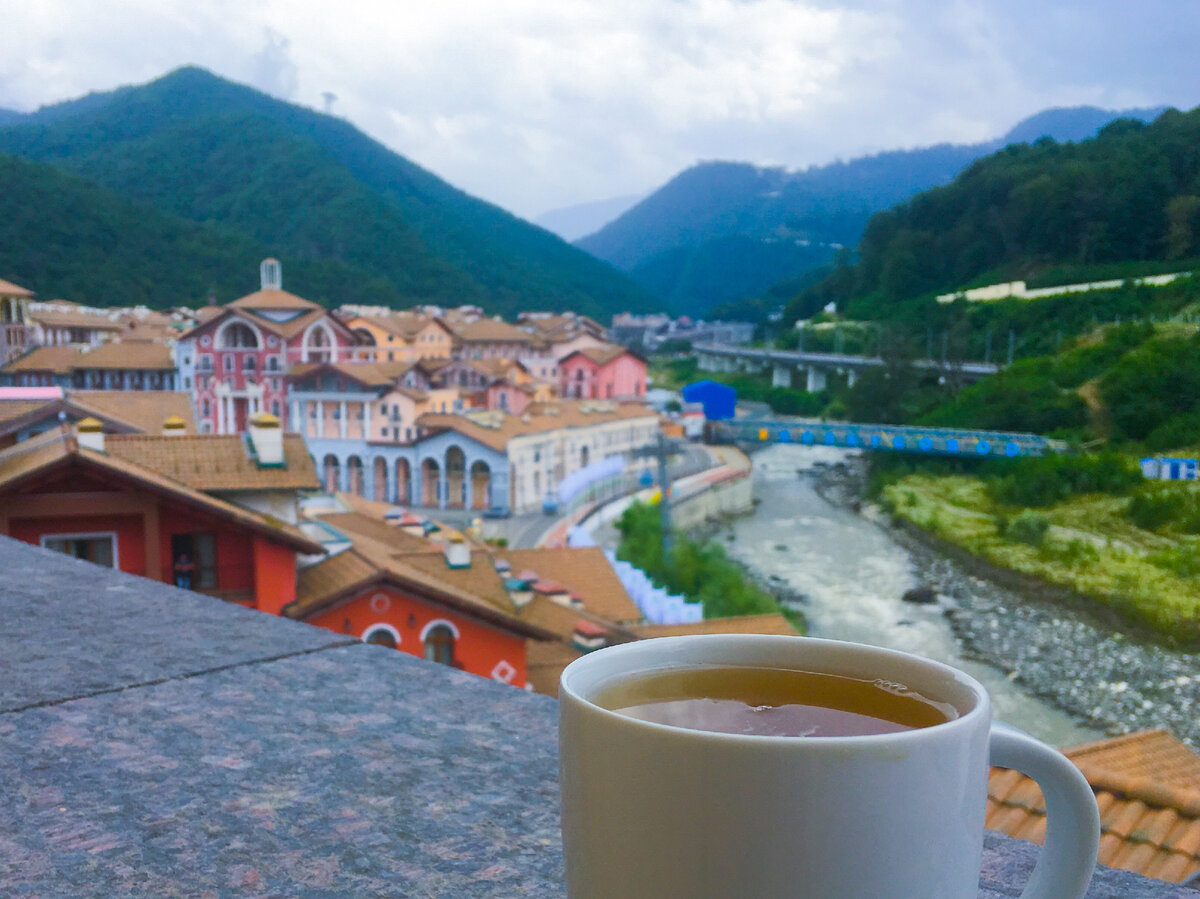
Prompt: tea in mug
<box><xmin>596</xmin><ymin>665</ymin><xmax>956</xmax><ymax>737</ymax></box>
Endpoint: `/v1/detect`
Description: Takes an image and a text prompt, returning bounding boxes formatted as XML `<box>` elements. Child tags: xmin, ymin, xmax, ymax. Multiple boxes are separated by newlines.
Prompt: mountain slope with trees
<box><xmin>784</xmin><ymin>106</ymin><xmax>1200</xmax><ymax>323</ymax></box>
<box><xmin>579</xmin><ymin>106</ymin><xmax>1165</xmax><ymax>316</ymax></box>
<box><xmin>0</xmin><ymin>66</ymin><xmax>654</xmax><ymax>316</ymax></box>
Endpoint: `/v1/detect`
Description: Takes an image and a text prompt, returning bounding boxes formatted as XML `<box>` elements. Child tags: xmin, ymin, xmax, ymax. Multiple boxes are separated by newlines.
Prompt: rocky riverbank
<box><xmin>810</xmin><ymin>457</ymin><xmax>1200</xmax><ymax>749</ymax></box>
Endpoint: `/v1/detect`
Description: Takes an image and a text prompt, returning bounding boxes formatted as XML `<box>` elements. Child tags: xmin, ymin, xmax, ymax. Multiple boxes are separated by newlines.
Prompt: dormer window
<box><xmin>220</xmin><ymin>323</ymin><xmax>259</xmax><ymax>349</ymax></box>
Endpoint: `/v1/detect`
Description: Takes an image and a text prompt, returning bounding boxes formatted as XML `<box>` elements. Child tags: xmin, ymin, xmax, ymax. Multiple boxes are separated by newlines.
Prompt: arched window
<box><xmin>306</xmin><ymin>325</ymin><xmax>333</xmax><ymax>363</ymax></box>
<box><xmin>220</xmin><ymin>323</ymin><xmax>259</xmax><ymax>349</ymax></box>
<box><xmin>423</xmin><ymin>623</ymin><xmax>456</xmax><ymax>665</ymax></box>
<box><xmin>363</xmin><ymin>624</ymin><xmax>399</xmax><ymax>648</ymax></box>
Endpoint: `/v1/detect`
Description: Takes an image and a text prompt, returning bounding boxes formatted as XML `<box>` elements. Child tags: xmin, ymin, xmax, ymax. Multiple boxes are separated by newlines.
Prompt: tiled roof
<box><xmin>316</xmin><ymin>511</ymin><xmax>438</xmax><ymax>555</ymax></box>
<box><xmin>70</xmin><ymin>391</ymin><xmax>196</xmax><ymax>433</ymax></box>
<box><xmin>287</xmin><ymin>360</ymin><xmax>412</xmax><ymax>388</ymax></box>
<box><xmin>563</xmin><ymin>344</ymin><xmax>631</xmax><ymax>367</ymax></box>
<box><xmin>1</xmin><ymin>342</ymin><xmax>174</xmax><ymax>372</ymax></box>
<box><xmin>0</xmin><ymin>431</ymin><xmax>321</xmax><ymax>553</ymax></box>
<box><xmin>355</xmin><ymin>312</ymin><xmax>452</xmax><ymax>341</ymax></box>
<box><xmin>987</xmin><ymin>729</ymin><xmax>1200</xmax><ymax>883</ymax></box>
<box><xmin>184</xmin><ymin>306</ymin><xmax>336</xmax><ymax>342</ymax></box>
<box><xmin>497</xmin><ymin>547</ymin><xmax>642</xmax><ymax>623</ymax></box>
<box><xmin>74</xmin><ymin>341</ymin><xmax>175</xmax><ymax>370</ymax></box>
<box><xmin>0</xmin><ymin>400</ymin><xmax>50</xmax><ymax>427</ymax></box>
<box><xmin>452</xmin><ymin>317</ymin><xmax>532</xmax><ymax>343</ymax></box>
<box><xmin>0</xmin><ymin>277</ymin><xmax>33</xmax><ymax>297</ymax></box>
<box><xmin>525</xmin><ymin>638</ymin><xmax>582</xmax><ymax>695</ymax></box>
<box><xmin>418</xmin><ymin>400</ymin><xmax>658</xmax><ymax>452</ymax></box>
<box><xmin>3</xmin><ymin>345</ymin><xmax>85</xmax><ymax>373</ymax></box>
<box><xmin>228</xmin><ymin>288</ymin><xmax>322</xmax><ymax>311</ymax></box>
<box><xmin>629</xmin><ymin>613</ymin><xmax>800</xmax><ymax>638</ymax></box>
<box><xmin>104</xmin><ymin>433</ymin><xmax>320</xmax><ymax>491</ymax></box>
<box><xmin>28</xmin><ymin>307</ymin><xmax>123</xmax><ymax>330</ymax></box>
<box><xmin>288</xmin><ymin>524</ymin><xmax>554</xmax><ymax>641</ymax></box>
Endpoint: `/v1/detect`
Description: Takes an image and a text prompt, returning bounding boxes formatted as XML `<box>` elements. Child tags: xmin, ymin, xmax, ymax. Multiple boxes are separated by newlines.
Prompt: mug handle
<box><xmin>989</xmin><ymin>722</ymin><xmax>1101</xmax><ymax>899</ymax></box>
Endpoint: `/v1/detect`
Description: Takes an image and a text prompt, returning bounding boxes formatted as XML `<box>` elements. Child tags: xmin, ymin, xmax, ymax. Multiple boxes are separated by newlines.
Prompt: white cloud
<box><xmin>0</xmin><ymin>0</ymin><xmax>1197</xmax><ymax>219</ymax></box>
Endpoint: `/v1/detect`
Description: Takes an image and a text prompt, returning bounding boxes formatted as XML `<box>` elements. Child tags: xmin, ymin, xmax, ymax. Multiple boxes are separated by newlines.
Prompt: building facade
<box><xmin>177</xmin><ymin>259</ymin><xmax>357</xmax><ymax>434</ymax></box>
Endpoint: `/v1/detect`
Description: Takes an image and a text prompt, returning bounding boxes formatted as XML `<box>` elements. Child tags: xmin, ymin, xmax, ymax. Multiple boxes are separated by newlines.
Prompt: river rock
<box><xmin>902</xmin><ymin>585</ymin><xmax>938</xmax><ymax>605</ymax></box>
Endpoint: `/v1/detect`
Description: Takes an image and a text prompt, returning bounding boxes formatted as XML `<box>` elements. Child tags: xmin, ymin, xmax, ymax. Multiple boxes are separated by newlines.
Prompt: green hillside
<box><xmin>0</xmin><ymin>66</ymin><xmax>654</xmax><ymax>317</ymax></box>
<box><xmin>787</xmin><ymin>107</ymin><xmax>1200</xmax><ymax>322</ymax></box>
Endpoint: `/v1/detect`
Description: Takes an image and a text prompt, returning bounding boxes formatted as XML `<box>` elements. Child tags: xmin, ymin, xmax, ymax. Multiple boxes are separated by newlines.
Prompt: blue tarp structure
<box><xmin>682</xmin><ymin>380</ymin><xmax>736</xmax><ymax>420</ymax></box>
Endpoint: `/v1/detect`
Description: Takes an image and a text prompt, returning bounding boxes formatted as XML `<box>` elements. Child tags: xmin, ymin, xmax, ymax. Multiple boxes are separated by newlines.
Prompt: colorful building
<box><xmin>289</xmin><ymin>510</ymin><xmax>555</xmax><ymax>687</ymax></box>
<box><xmin>1</xmin><ymin>341</ymin><xmax>179</xmax><ymax>390</ymax></box>
<box><xmin>0</xmin><ymin>278</ymin><xmax>34</xmax><ymax>365</ymax></box>
<box><xmin>0</xmin><ymin>387</ymin><xmax>195</xmax><ymax>449</ymax></box>
<box><xmin>176</xmin><ymin>259</ymin><xmax>357</xmax><ymax>434</ymax></box>
<box><xmin>339</xmin><ymin>310</ymin><xmax>455</xmax><ymax>363</ymax></box>
<box><xmin>0</xmin><ymin>416</ymin><xmax>323</xmax><ymax>612</ymax></box>
<box><xmin>558</xmin><ymin>346</ymin><xmax>647</xmax><ymax>400</ymax></box>
<box><xmin>450</xmin><ymin>317</ymin><xmax>534</xmax><ymax>360</ymax></box>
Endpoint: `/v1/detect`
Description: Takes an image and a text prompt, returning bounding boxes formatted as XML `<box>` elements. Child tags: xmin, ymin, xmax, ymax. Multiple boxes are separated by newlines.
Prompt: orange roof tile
<box><xmin>70</xmin><ymin>391</ymin><xmax>196</xmax><ymax>433</ymax></box>
<box><xmin>0</xmin><ymin>278</ymin><xmax>34</xmax><ymax>297</ymax></box>
<box><xmin>287</xmin><ymin>360</ymin><xmax>412</xmax><ymax>388</ymax></box>
<box><xmin>496</xmin><ymin>547</ymin><xmax>642</xmax><ymax>623</ymax></box>
<box><xmin>74</xmin><ymin>341</ymin><xmax>175</xmax><ymax>370</ymax></box>
<box><xmin>0</xmin><ymin>430</ymin><xmax>321</xmax><ymax>553</ymax></box>
<box><xmin>987</xmin><ymin>730</ymin><xmax>1200</xmax><ymax>884</ymax></box>
<box><xmin>3</xmin><ymin>345</ymin><xmax>85</xmax><ymax>373</ymax></box>
<box><xmin>104</xmin><ymin>433</ymin><xmax>320</xmax><ymax>491</ymax></box>
<box><xmin>418</xmin><ymin>400</ymin><xmax>658</xmax><ymax>452</ymax></box>
<box><xmin>228</xmin><ymin>288</ymin><xmax>322</xmax><ymax>312</ymax></box>
<box><xmin>452</xmin><ymin>317</ymin><xmax>532</xmax><ymax>344</ymax></box>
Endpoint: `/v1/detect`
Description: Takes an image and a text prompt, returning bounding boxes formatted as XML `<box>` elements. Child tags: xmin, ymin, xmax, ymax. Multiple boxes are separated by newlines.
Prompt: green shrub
<box><xmin>1127</xmin><ymin>486</ymin><xmax>1187</xmax><ymax>530</ymax></box>
<box><xmin>1147</xmin><ymin>543</ymin><xmax>1200</xmax><ymax>578</ymax></box>
<box><xmin>1006</xmin><ymin>510</ymin><xmax>1050</xmax><ymax>546</ymax></box>
<box><xmin>616</xmin><ymin>501</ymin><xmax>785</xmax><ymax>622</ymax></box>
<box><xmin>1144</xmin><ymin>413</ymin><xmax>1200</xmax><ymax>451</ymax></box>
<box><xmin>1039</xmin><ymin>538</ymin><xmax>1100</xmax><ymax>567</ymax></box>
<box><xmin>987</xmin><ymin>452</ymin><xmax>1141</xmax><ymax>507</ymax></box>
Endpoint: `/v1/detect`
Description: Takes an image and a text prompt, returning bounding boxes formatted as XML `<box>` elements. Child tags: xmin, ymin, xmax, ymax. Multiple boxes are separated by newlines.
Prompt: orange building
<box><xmin>0</xmin><ymin>417</ymin><xmax>323</xmax><ymax>613</ymax></box>
<box><xmin>288</xmin><ymin>510</ymin><xmax>554</xmax><ymax>687</ymax></box>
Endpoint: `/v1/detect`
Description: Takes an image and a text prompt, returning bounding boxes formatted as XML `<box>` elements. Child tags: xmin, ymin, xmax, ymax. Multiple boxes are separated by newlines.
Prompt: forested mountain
<box><xmin>0</xmin><ymin>66</ymin><xmax>654</xmax><ymax>317</ymax></box>
<box><xmin>578</xmin><ymin>105</ymin><xmax>1165</xmax><ymax>316</ymax></box>
<box><xmin>788</xmin><ymin>106</ymin><xmax>1200</xmax><ymax>322</ymax></box>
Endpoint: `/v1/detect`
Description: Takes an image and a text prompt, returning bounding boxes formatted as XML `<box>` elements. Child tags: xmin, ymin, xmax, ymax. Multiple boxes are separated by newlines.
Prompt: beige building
<box><xmin>341</xmin><ymin>309</ymin><xmax>455</xmax><ymax>363</ymax></box>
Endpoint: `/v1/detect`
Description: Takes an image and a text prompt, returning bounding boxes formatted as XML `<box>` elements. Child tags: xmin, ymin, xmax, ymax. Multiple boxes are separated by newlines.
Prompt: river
<box><xmin>708</xmin><ymin>444</ymin><xmax>1104</xmax><ymax>748</ymax></box>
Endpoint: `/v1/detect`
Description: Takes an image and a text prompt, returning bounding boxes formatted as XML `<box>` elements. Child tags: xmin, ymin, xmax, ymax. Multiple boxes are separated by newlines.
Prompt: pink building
<box><xmin>558</xmin><ymin>346</ymin><xmax>646</xmax><ymax>400</ymax></box>
<box><xmin>178</xmin><ymin>260</ymin><xmax>357</xmax><ymax>434</ymax></box>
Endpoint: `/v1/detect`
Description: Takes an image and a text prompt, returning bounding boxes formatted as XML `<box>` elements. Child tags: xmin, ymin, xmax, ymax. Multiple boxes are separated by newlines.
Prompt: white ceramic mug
<box><xmin>559</xmin><ymin>635</ymin><xmax>1100</xmax><ymax>899</ymax></box>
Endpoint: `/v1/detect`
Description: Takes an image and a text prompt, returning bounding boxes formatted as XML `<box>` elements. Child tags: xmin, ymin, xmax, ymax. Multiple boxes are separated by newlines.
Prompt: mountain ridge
<box><xmin>578</xmin><ymin>105</ymin><xmax>1169</xmax><ymax>315</ymax></box>
<box><xmin>0</xmin><ymin>66</ymin><xmax>654</xmax><ymax>317</ymax></box>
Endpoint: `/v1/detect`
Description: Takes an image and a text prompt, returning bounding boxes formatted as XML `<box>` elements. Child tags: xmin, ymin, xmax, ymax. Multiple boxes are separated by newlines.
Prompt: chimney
<box><xmin>260</xmin><ymin>257</ymin><xmax>282</xmax><ymax>291</ymax></box>
<box><xmin>76</xmin><ymin>417</ymin><xmax>105</xmax><ymax>452</ymax></box>
<box><xmin>443</xmin><ymin>535</ymin><xmax>471</xmax><ymax>569</ymax></box>
<box><xmin>571</xmin><ymin>620</ymin><xmax>609</xmax><ymax>653</ymax></box>
<box><xmin>247</xmin><ymin>412</ymin><xmax>285</xmax><ymax>466</ymax></box>
<box><xmin>161</xmin><ymin>415</ymin><xmax>188</xmax><ymax>437</ymax></box>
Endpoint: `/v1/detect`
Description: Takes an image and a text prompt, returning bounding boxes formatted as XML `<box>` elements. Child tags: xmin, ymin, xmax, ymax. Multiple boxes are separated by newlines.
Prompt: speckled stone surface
<box><xmin>0</xmin><ymin>536</ymin><xmax>1191</xmax><ymax>896</ymax></box>
<box><xmin>0</xmin><ymin>536</ymin><xmax>349</xmax><ymax>713</ymax></box>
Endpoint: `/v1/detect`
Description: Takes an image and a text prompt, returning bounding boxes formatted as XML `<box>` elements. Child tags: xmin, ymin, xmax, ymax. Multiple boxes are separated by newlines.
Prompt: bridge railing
<box><xmin>718</xmin><ymin>418</ymin><xmax>1068</xmax><ymax>458</ymax></box>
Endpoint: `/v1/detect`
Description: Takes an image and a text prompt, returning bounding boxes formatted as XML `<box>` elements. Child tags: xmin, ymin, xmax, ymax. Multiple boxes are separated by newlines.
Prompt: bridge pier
<box><xmin>806</xmin><ymin>367</ymin><xmax>827</xmax><ymax>392</ymax></box>
<box><xmin>846</xmin><ymin>368</ymin><xmax>857</xmax><ymax>388</ymax></box>
<box><xmin>772</xmin><ymin>363</ymin><xmax>792</xmax><ymax>388</ymax></box>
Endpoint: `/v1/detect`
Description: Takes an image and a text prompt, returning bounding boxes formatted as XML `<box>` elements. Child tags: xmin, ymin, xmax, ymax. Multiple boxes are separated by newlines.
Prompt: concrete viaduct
<box><xmin>693</xmin><ymin>343</ymin><xmax>1000</xmax><ymax>392</ymax></box>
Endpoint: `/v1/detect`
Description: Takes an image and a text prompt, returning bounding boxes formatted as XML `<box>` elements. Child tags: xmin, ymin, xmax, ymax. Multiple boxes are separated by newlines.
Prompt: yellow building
<box><xmin>343</xmin><ymin>312</ymin><xmax>455</xmax><ymax>363</ymax></box>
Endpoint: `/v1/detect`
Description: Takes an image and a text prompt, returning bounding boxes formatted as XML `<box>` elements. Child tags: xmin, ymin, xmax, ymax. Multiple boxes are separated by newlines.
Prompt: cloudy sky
<box><xmin>2</xmin><ymin>1</ymin><xmax>1198</xmax><ymax>220</ymax></box>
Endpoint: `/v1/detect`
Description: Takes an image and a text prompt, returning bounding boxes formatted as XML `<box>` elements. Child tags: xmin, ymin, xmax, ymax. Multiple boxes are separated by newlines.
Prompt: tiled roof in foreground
<box><xmin>988</xmin><ymin>729</ymin><xmax>1200</xmax><ymax>884</ymax></box>
<box><xmin>0</xmin><ymin>535</ymin><xmax>1189</xmax><ymax>897</ymax></box>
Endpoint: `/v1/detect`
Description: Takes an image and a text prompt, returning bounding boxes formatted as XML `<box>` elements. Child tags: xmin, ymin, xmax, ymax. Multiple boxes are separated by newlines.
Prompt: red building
<box><xmin>288</xmin><ymin>511</ymin><xmax>554</xmax><ymax>686</ymax></box>
<box><xmin>0</xmin><ymin>416</ymin><xmax>323</xmax><ymax>613</ymax></box>
<box><xmin>559</xmin><ymin>346</ymin><xmax>647</xmax><ymax>399</ymax></box>
<box><xmin>179</xmin><ymin>259</ymin><xmax>357</xmax><ymax>434</ymax></box>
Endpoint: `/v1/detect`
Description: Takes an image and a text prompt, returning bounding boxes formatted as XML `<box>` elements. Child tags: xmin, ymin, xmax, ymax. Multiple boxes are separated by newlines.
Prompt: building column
<box><xmin>438</xmin><ymin>466</ymin><xmax>448</xmax><ymax>509</ymax></box>
<box><xmin>290</xmin><ymin>400</ymin><xmax>300</xmax><ymax>434</ymax></box>
<box><xmin>316</xmin><ymin>401</ymin><xmax>325</xmax><ymax>438</ymax></box>
<box><xmin>339</xmin><ymin>401</ymin><xmax>348</xmax><ymax>439</ymax></box>
<box><xmin>215</xmin><ymin>396</ymin><xmax>225</xmax><ymax>434</ymax></box>
<box><xmin>363</xmin><ymin>401</ymin><xmax>372</xmax><ymax>441</ymax></box>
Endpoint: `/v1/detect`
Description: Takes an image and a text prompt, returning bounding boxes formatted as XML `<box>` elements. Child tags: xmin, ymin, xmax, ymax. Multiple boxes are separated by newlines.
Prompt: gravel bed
<box><xmin>812</xmin><ymin>460</ymin><xmax>1200</xmax><ymax>750</ymax></box>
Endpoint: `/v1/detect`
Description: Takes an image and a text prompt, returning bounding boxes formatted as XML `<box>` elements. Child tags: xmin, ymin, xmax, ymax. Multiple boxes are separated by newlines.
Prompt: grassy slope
<box><xmin>883</xmin><ymin>474</ymin><xmax>1200</xmax><ymax>642</ymax></box>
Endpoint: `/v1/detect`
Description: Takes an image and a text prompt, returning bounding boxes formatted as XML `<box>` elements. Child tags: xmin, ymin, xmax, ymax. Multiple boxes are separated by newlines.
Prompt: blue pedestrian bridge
<box><xmin>717</xmin><ymin>417</ymin><xmax>1068</xmax><ymax>458</ymax></box>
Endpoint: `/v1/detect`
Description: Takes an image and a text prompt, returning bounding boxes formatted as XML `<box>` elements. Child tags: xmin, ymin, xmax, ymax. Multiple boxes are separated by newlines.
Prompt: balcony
<box><xmin>0</xmin><ymin>534</ymin><xmax>1187</xmax><ymax>896</ymax></box>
